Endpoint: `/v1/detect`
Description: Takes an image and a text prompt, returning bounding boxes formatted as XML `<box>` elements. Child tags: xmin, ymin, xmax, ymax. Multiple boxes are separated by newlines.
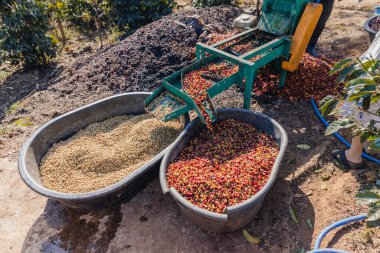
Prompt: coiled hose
<box><xmin>310</xmin><ymin>98</ymin><xmax>380</xmax><ymax>164</ymax></box>
<box><xmin>307</xmin><ymin>214</ymin><xmax>367</xmax><ymax>253</ymax></box>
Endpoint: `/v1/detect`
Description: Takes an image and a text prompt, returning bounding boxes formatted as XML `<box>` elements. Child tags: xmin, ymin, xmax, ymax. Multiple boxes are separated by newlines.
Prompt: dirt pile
<box><xmin>56</xmin><ymin>6</ymin><xmax>241</xmax><ymax>94</ymax></box>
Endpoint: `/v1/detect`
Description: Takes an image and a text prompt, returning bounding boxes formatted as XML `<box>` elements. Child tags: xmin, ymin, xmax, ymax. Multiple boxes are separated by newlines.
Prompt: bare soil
<box><xmin>0</xmin><ymin>5</ymin><xmax>379</xmax><ymax>253</ymax></box>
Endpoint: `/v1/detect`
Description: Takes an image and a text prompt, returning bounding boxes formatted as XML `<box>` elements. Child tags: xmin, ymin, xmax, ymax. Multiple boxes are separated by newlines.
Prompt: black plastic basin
<box><xmin>18</xmin><ymin>92</ymin><xmax>189</xmax><ymax>211</ymax></box>
<box><xmin>160</xmin><ymin>108</ymin><xmax>288</xmax><ymax>232</ymax></box>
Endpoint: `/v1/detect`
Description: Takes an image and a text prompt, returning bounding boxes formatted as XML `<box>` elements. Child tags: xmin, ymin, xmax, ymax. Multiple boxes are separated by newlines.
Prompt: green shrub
<box><xmin>0</xmin><ymin>0</ymin><xmax>57</xmax><ymax>68</ymax></box>
<box><xmin>61</xmin><ymin>0</ymin><xmax>177</xmax><ymax>35</ymax></box>
<box><xmin>107</xmin><ymin>0</ymin><xmax>177</xmax><ymax>32</ymax></box>
<box><xmin>64</xmin><ymin>0</ymin><xmax>97</xmax><ymax>31</ymax></box>
<box><xmin>192</xmin><ymin>0</ymin><xmax>232</xmax><ymax>7</ymax></box>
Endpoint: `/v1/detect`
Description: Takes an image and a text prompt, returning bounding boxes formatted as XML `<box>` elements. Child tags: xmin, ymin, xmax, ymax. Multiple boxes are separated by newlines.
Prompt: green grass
<box><xmin>5</xmin><ymin>101</ymin><xmax>23</xmax><ymax>115</ymax></box>
<box><xmin>0</xmin><ymin>126</ymin><xmax>8</xmax><ymax>136</ymax></box>
<box><xmin>333</xmin><ymin>24</ymin><xmax>347</xmax><ymax>31</ymax></box>
<box><xmin>13</xmin><ymin>117</ymin><xmax>32</xmax><ymax>127</ymax></box>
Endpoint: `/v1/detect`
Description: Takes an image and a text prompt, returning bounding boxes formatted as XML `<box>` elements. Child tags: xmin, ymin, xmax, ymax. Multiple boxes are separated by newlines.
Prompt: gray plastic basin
<box><xmin>18</xmin><ymin>92</ymin><xmax>189</xmax><ymax>211</ymax></box>
<box><xmin>160</xmin><ymin>108</ymin><xmax>288</xmax><ymax>232</ymax></box>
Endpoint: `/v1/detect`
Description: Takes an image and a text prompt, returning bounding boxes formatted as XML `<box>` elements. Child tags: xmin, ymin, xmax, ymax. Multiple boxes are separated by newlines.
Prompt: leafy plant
<box><xmin>107</xmin><ymin>0</ymin><xmax>177</xmax><ymax>33</ymax></box>
<box><xmin>47</xmin><ymin>0</ymin><xmax>68</xmax><ymax>46</ymax></box>
<box><xmin>64</xmin><ymin>0</ymin><xmax>96</xmax><ymax>31</ymax></box>
<box><xmin>0</xmin><ymin>0</ymin><xmax>57</xmax><ymax>68</ymax></box>
<box><xmin>319</xmin><ymin>58</ymin><xmax>380</xmax><ymax>151</ymax></box>
<box><xmin>356</xmin><ymin>184</ymin><xmax>380</xmax><ymax>228</ymax></box>
<box><xmin>192</xmin><ymin>0</ymin><xmax>232</xmax><ymax>7</ymax></box>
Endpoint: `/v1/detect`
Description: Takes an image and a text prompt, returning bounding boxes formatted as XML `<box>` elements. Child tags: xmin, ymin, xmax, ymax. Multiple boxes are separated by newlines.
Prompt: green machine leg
<box><xmin>196</xmin><ymin>44</ymin><xmax>201</xmax><ymax>61</ymax></box>
<box><xmin>235</xmin><ymin>65</ymin><xmax>245</xmax><ymax>91</ymax></box>
<box><xmin>278</xmin><ymin>69</ymin><xmax>287</xmax><ymax>89</ymax></box>
<box><xmin>243</xmin><ymin>67</ymin><xmax>256</xmax><ymax>110</ymax></box>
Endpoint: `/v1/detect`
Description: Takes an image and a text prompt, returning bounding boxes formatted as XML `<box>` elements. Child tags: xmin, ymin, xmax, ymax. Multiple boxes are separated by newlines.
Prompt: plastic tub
<box><xmin>160</xmin><ymin>108</ymin><xmax>288</xmax><ymax>232</ymax></box>
<box><xmin>18</xmin><ymin>92</ymin><xmax>189</xmax><ymax>211</ymax></box>
<box><xmin>364</xmin><ymin>15</ymin><xmax>380</xmax><ymax>42</ymax></box>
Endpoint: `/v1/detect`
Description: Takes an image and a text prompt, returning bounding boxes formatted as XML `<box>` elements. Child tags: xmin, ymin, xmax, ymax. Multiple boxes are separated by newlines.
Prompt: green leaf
<box><xmin>356</xmin><ymin>191</ymin><xmax>380</xmax><ymax>205</ymax></box>
<box><xmin>371</xmin><ymin>94</ymin><xmax>380</xmax><ymax>103</ymax></box>
<box><xmin>307</xmin><ymin>218</ymin><xmax>314</xmax><ymax>229</ymax></box>
<box><xmin>330</xmin><ymin>58</ymin><xmax>353</xmax><ymax>75</ymax></box>
<box><xmin>289</xmin><ymin>205</ymin><xmax>299</xmax><ymax>224</ymax></box>
<box><xmin>369</xmin><ymin>138</ymin><xmax>380</xmax><ymax>151</ymax></box>
<box><xmin>366</xmin><ymin>203</ymin><xmax>380</xmax><ymax>228</ymax></box>
<box><xmin>347</xmin><ymin>91</ymin><xmax>376</xmax><ymax>102</ymax></box>
<box><xmin>319</xmin><ymin>95</ymin><xmax>339</xmax><ymax>116</ymax></box>
<box><xmin>346</xmin><ymin>69</ymin><xmax>367</xmax><ymax>81</ymax></box>
<box><xmin>242</xmin><ymin>229</ymin><xmax>260</xmax><ymax>244</ymax></box>
<box><xmin>362</xmin><ymin>59</ymin><xmax>377</xmax><ymax>71</ymax></box>
<box><xmin>297</xmin><ymin>144</ymin><xmax>311</xmax><ymax>150</ymax></box>
<box><xmin>325</xmin><ymin>118</ymin><xmax>357</xmax><ymax>135</ymax></box>
<box><xmin>362</xmin><ymin>96</ymin><xmax>371</xmax><ymax>110</ymax></box>
<box><xmin>360</xmin><ymin>132</ymin><xmax>372</xmax><ymax>144</ymax></box>
<box><xmin>346</xmin><ymin>78</ymin><xmax>375</xmax><ymax>88</ymax></box>
<box><xmin>337</xmin><ymin>63</ymin><xmax>356</xmax><ymax>83</ymax></box>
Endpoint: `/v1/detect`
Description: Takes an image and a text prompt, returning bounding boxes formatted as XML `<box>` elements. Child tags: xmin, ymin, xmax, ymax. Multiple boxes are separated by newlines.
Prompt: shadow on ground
<box><xmin>0</xmin><ymin>64</ymin><xmax>61</xmax><ymax>121</ymax></box>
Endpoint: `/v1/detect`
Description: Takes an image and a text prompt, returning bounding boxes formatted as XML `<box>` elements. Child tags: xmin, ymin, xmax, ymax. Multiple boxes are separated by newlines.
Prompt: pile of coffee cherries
<box><xmin>167</xmin><ymin>119</ymin><xmax>279</xmax><ymax>213</ymax></box>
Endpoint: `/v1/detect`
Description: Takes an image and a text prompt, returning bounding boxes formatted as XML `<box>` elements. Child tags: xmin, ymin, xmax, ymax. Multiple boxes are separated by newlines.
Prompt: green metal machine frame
<box><xmin>145</xmin><ymin>0</ymin><xmax>311</xmax><ymax>123</ymax></box>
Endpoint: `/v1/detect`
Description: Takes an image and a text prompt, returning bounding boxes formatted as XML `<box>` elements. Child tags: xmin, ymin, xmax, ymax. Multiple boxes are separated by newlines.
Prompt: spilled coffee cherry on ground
<box><xmin>369</xmin><ymin>16</ymin><xmax>380</xmax><ymax>32</ymax></box>
<box><xmin>253</xmin><ymin>54</ymin><xmax>340</xmax><ymax>102</ymax></box>
<box><xmin>167</xmin><ymin>119</ymin><xmax>279</xmax><ymax>213</ymax></box>
<box><xmin>206</xmin><ymin>34</ymin><xmax>340</xmax><ymax>102</ymax></box>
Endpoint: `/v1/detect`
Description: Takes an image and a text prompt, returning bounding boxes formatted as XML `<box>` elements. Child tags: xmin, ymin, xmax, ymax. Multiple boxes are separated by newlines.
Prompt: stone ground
<box><xmin>1</xmin><ymin>2</ymin><xmax>380</xmax><ymax>253</ymax></box>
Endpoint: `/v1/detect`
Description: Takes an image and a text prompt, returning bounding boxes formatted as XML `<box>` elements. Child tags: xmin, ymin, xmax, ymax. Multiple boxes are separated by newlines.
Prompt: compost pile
<box><xmin>167</xmin><ymin>119</ymin><xmax>279</xmax><ymax>213</ymax></box>
<box><xmin>57</xmin><ymin>6</ymin><xmax>241</xmax><ymax>94</ymax></box>
<box><xmin>40</xmin><ymin>114</ymin><xmax>182</xmax><ymax>193</ymax></box>
<box><xmin>253</xmin><ymin>54</ymin><xmax>340</xmax><ymax>102</ymax></box>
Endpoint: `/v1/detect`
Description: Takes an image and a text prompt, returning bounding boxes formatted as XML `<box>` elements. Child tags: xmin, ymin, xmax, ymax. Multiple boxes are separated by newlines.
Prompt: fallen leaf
<box><xmin>297</xmin><ymin>144</ymin><xmax>311</xmax><ymax>150</ymax></box>
<box><xmin>289</xmin><ymin>205</ymin><xmax>299</xmax><ymax>224</ymax></box>
<box><xmin>321</xmin><ymin>183</ymin><xmax>328</xmax><ymax>190</ymax></box>
<box><xmin>243</xmin><ymin>229</ymin><xmax>260</xmax><ymax>244</ymax></box>
<box><xmin>287</xmin><ymin>158</ymin><xmax>297</xmax><ymax>164</ymax></box>
<box><xmin>321</xmin><ymin>173</ymin><xmax>332</xmax><ymax>181</ymax></box>
<box><xmin>307</xmin><ymin>218</ymin><xmax>314</xmax><ymax>229</ymax></box>
<box><xmin>294</xmin><ymin>248</ymin><xmax>306</xmax><ymax>253</ymax></box>
<box><xmin>314</xmin><ymin>168</ymin><xmax>324</xmax><ymax>174</ymax></box>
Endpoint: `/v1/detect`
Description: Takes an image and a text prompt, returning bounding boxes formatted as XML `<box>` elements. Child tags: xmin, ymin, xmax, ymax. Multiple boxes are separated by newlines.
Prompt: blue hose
<box><xmin>308</xmin><ymin>214</ymin><xmax>367</xmax><ymax>253</ymax></box>
<box><xmin>308</xmin><ymin>249</ymin><xmax>348</xmax><ymax>253</ymax></box>
<box><xmin>310</xmin><ymin>98</ymin><xmax>380</xmax><ymax>164</ymax></box>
